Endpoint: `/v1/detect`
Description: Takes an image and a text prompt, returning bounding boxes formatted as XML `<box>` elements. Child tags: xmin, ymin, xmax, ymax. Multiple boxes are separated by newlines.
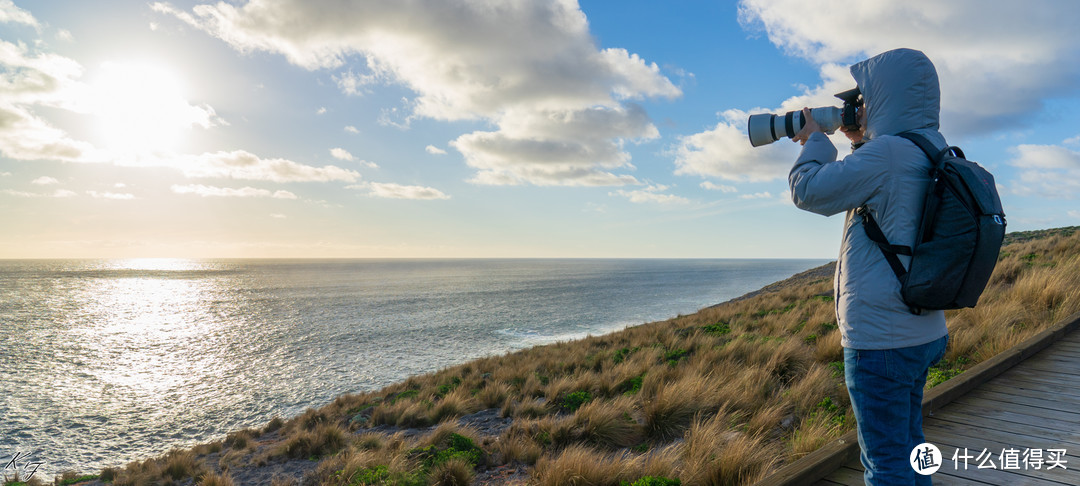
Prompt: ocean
<box><xmin>0</xmin><ymin>258</ymin><xmax>826</xmax><ymax>477</ymax></box>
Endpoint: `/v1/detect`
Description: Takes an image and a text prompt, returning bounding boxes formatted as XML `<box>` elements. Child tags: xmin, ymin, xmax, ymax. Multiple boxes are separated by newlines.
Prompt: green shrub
<box><xmin>620</xmin><ymin>373</ymin><xmax>645</xmax><ymax>395</ymax></box>
<box><xmin>346</xmin><ymin>465</ymin><xmax>389</xmax><ymax>485</ymax></box>
<box><xmin>664</xmin><ymin>348</ymin><xmax>689</xmax><ymax>366</ymax></box>
<box><xmin>702</xmin><ymin>322</ymin><xmax>731</xmax><ymax>335</ymax></box>
<box><xmin>612</xmin><ymin>347</ymin><xmax>640</xmax><ymax>364</ymax></box>
<box><xmin>437</xmin><ymin>377</ymin><xmax>463</xmax><ymax>397</ymax></box>
<box><xmin>409</xmin><ymin>432</ymin><xmax>484</xmax><ymax>471</ymax></box>
<box><xmin>563</xmin><ymin>391</ymin><xmax>592</xmax><ymax>412</ymax></box>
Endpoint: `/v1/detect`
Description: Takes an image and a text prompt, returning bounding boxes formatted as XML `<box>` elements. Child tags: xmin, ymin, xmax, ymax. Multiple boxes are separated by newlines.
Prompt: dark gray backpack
<box><xmin>859</xmin><ymin>132</ymin><xmax>1006</xmax><ymax>313</ymax></box>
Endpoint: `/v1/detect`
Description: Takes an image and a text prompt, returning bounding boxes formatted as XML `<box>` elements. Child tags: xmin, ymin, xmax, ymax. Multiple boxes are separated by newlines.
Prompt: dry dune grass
<box><xmin>100</xmin><ymin>228</ymin><xmax>1080</xmax><ymax>485</ymax></box>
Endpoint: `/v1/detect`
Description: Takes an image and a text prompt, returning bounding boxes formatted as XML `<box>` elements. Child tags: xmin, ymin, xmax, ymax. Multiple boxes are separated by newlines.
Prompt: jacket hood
<box><xmin>850</xmin><ymin>48</ymin><xmax>940</xmax><ymax>139</ymax></box>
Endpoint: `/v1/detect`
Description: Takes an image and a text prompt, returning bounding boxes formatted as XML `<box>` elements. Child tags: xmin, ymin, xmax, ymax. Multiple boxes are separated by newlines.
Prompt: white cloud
<box><xmin>0</xmin><ymin>0</ymin><xmax>39</xmax><ymax>27</ymax></box>
<box><xmin>425</xmin><ymin>145</ymin><xmax>446</xmax><ymax>155</ymax></box>
<box><xmin>454</xmin><ymin>104</ymin><xmax>656</xmax><ymax>186</ymax></box>
<box><xmin>31</xmin><ymin>176</ymin><xmax>59</xmax><ymax>185</ymax></box>
<box><xmin>329</xmin><ymin>147</ymin><xmax>354</xmax><ymax>161</ymax></box>
<box><xmin>351</xmin><ymin>182</ymin><xmax>449</xmax><ymax>200</ymax></box>
<box><xmin>171</xmin><ymin>184</ymin><xmax>298</xmax><ymax>199</ymax></box>
<box><xmin>0</xmin><ymin>38</ymin><xmax>90</xmax><ymax>111</ymax></box>
<box><xmin>316</xmin><ymin>107</ymin><xmax>327</xmax><ymax>115</ymax></box>
<box><xmin>270</xmin><ymin>213</ymin><xmax>287</xmax><ymax>219</ymax></box>
<box><xmin>87</xmin><ymin>190</ymin><xmax>135</xmax><ymax>200</ymax></box>
<box><xmin>1069</xmin><ymin>210</ymin><xmax>1080</xmax><ymax>219</ymax></box>
<box><xmin>610</xmin><ymin>184</ymin><xmax>689</xmax><ymax>204</ymax></box>
<box><xmin>56</xmin><ymin>29</ymin><xmax>74</xmax><ymax>42</ymax></box>
<box><xmin>0</xmin><ymin>103</ymin><xmax>94</xmax><ymax>161</ymax></box>
<box><xmin>161</xmin><ymin>150</ymin><xmax>361</xmax><ymax>183</ymax></box>
<box><xmin>1</xmin><ymin>188</ymin><xmax>76</xmax><ymax>198</ymax></box>
<box><xmin>153</xmin><ymin>0</ymin><xmax>680</xmax><ymax>186</ymax></box>
<box><xmin>1010</xmin><ymin>144</ymin><xmax>1080</xmax><ymax>170</ymax></box>
<box><xmin>1008</xmin><ymin>143</ymin><xmax>1080</xmax><ymax>199</ymax></box>
<box><xmin>739</xmin><ymin>191</ymin><xmax>774</xmax><ymax>200</ymax></box>
<box><xmin>344</xmin><ymin>125</ymin><xmax>359</xmax><ymax>134</ymax></box>
<box><xmin>736</xmin><ymin>0</ymin><xmax>1080</xmax><ymax>135</ymax></box>
<box><xmin>0</xmin><ymin>39</ymin><xmax>95</xmax><ymax>163</ymax></box>
<box><xmin>329</xmin><ymin>148</ymin><xmax>377</xmax><ymax>168</ymax></box>
<box><xmin>334</xmin><ymin>70</ymin><xmax>380</xmax><ymax>96</ymax></box>
<box><xmin>700</xmin><ymin>181</ymin><xmax>738</xmax><ymax>193</ymax></box>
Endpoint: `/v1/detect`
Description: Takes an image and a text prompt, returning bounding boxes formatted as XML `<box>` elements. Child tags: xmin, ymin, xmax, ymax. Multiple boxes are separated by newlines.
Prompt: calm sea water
<box><xmin>0</xmin><ymin>258</ymin><xmax>825</xmax><ymax>477</ymax></box>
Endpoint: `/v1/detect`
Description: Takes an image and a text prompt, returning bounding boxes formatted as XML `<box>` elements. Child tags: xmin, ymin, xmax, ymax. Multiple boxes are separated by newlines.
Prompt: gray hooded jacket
<box><xmin>789</xmin><ymin>48</ymin><xmax>948</xmax><ymax>350</ymax></box>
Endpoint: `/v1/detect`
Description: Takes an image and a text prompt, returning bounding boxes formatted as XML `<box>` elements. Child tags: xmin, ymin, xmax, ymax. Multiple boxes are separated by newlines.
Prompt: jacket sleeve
<box><xmin>788</xmin><ymin>132</ymin><xmax>889</xmax><ymax>217</ymax></box>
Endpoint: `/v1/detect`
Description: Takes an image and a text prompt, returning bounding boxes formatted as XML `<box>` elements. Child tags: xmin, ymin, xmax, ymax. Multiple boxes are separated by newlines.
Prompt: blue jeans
<box><xmin>844</xmin><ymin>334</ymin><xmax>948</xmax><ymax>485</ymax></box>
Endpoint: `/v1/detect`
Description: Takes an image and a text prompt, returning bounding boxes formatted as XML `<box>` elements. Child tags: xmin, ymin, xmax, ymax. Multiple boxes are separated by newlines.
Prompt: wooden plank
<box><xmin>997</xmin><ymin>367</ymin><xmax>1080</xmax><ymax>391</ymax></box>
<box><xmin>1051</xmin><ymin>343</ymin><xmax>1080</xmax><ymax>353</ymax></box>
<box><xmin>1025</xmin><ymin>353</ymin><xmax>1080</xmax><ymax>371</ymax></box>
<box><xmin>934</xmin><ymin>401</ymin><xmax>1080</xmax><ymax>434</ymax></box>
<box><xmin>1018</xmin><ymin>364</ymin><xmax>1080</xmax><ymax>380</ymax></box>
<box><xmin>951</xmin><ymin>394</ymin><xmax>1080</xmax><ymax>424</ymax></box>
<box><xmin>1052</xmin><ymin>331</ymin><xmax>1080</xmax><ymax>342</ymax></box>
<box><xmin>1043</xmin><ymin>350</ymin><xmax>1080</xmax><ymax>362</ymax></box>
<box><xmin>1049</xmin><ymin>343</ymin><xmax>1080</xmax><ymax>351</ymax></box>
<box><xmin>929</xmin><ymin>409</ymin><xmax>1080</xmax><ymax>450</ymax></box>
<box><xmin>1029</xmin><ymin>347</ymin><xmax>1080</xmax><ymax>361</ymax></box>
<box><xmin>984</xmin><ymin>373</ymin><xmax>1080</xmax><ymax>401</ymax></box>
<box><xmin>1042</xmin><ymin>343</ymin><xmax>1080</xmax><ymax>355</ymax></box>
<box><xmin>1048</xmin><ymin>346</ymin><xmax>1080</xmax><ymax>358</ymax></box>
<box><xmin>1019</xmin><ymin>358</ymin><xmax>1080</xmax><ymax>376</ymax></box>
<box><xmin>820</xmin><ymin>465</ymin><xmax>864</xmax><ymax>485</ymax></box>
<box><xmin>965</xmin><ymin>388</ymin><xmax>1080</xmax><ymax>415</ymax></box>
<box><xmin>974</xmin><ymin>381</ymin><xmax>1080</xmax><ymax>409</ymax></box>
<box><xmin>1029</xmin><ymin>343</ymin><xmax>1080</xmax><ymax>356</ymax></box>
<box><xmin>932</xmin><ymin>469</ymin><xmax>1005</xmax><ymax>485</ymax></box>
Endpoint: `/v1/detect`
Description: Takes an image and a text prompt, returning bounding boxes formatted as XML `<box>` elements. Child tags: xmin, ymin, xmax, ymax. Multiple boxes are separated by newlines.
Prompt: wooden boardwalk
<box><xmin>758</xmin><ymin>312</ymin><xmax>1080</xmax><ymax>486</ymax></box>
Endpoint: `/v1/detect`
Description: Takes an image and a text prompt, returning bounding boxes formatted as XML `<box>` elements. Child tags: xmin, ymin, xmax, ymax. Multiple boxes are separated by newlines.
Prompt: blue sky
<box><xmin>1</xmin><ymin>0</ymin><xmax>1078</xmax><ymax>259</ymax></box>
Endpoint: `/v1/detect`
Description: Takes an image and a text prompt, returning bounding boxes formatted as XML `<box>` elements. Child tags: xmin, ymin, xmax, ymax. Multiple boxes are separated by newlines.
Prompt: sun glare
<box><xmin>91</xmin><ymin>61</ymin><xmax>198</xmax><ymax>154</ymax></box>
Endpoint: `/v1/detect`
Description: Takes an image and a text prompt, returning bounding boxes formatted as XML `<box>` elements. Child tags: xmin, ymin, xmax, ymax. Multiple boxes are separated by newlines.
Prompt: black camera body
<box><xmin>834</xmin><ymin>87</ymin><xmax>863</xmax><ymax>131</ymax></box>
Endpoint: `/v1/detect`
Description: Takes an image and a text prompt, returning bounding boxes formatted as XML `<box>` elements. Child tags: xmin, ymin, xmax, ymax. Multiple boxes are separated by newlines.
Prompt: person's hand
<box><xmin>791</xmin><ymin>107</ymin><xmax>823</xmax><ymax>146</ymax></box>
<box><xmin>840</xmin><ymin>125</ymin><xmax>863</xmax><ymax>145</ymax></box>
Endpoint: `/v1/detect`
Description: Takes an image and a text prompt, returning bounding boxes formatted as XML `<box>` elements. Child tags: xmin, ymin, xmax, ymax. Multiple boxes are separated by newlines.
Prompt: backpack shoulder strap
<box><xmin>897</xmin><ymin>132</ymin><xmax>964</xmax><ymax>164</ymax></box>
<box><xmin>856</xmin><ymin>206</ymin><xmax>911</xmax><ymax>279</ymax></box>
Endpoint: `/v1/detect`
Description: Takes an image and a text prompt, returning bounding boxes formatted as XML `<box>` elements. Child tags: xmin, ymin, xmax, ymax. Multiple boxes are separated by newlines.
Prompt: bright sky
<box><xmin>2</xmin><ymin>0</ymin><xmax>1078</xmax><ymax>259</ymax></box>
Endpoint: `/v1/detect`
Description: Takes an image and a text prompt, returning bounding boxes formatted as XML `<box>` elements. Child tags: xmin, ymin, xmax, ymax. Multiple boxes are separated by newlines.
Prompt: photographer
<box><xmin>788</xmin><ymin>48</ymin><xmax>949</xmax><ymax>485</ymax></box>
